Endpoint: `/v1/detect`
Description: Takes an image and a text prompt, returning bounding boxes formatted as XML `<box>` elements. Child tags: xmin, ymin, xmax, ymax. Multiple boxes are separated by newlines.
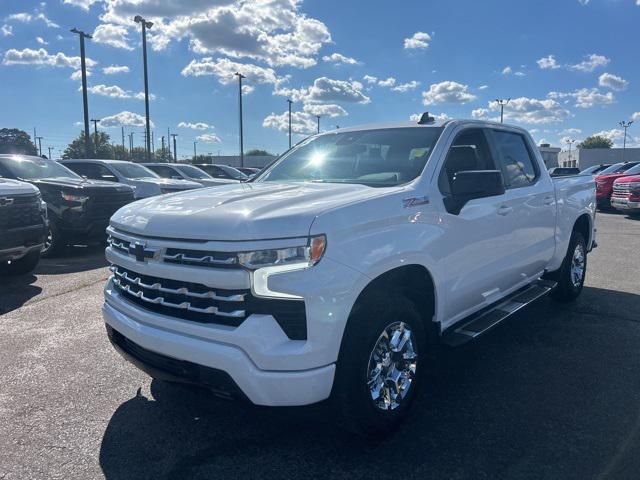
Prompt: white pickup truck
<box><xmin>102</xmin><ymin>116</ymin><xmax>596</xmax><ymax>434</ymax></box>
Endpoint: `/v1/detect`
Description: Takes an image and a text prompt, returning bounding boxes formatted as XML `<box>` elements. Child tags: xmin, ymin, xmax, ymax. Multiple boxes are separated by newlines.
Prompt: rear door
<box><xmin>487</xmin><ymin>128</ymin><xmax>556</xmax><ymax>281</ymax></box>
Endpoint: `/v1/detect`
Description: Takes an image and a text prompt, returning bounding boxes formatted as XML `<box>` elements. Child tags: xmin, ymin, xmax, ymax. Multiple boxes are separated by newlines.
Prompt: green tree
<box><xmin>63</xmin><ymin>131</ymin><xmax>114</xmax><ymax>159</ymax></box>
<box><xmin>246</xmin><ymin>149</ymin><xmax>274</xmax><ymax>156</ymax></box>
<box><xmin>577</xmin><ymin>135</ymin><xmax>613</xmax><ymax>149</ymax></box>
<box><xmin>0</xmin><ymin>128</ymin><xmax>38</xmax><ymax>155</ymax></box>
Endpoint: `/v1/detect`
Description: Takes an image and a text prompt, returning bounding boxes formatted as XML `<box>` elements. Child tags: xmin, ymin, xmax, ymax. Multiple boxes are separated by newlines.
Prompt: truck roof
<box><xmin>320</xmin><ymin>119</ymin><xmax>529</xmax><ymax>135</ymax></box>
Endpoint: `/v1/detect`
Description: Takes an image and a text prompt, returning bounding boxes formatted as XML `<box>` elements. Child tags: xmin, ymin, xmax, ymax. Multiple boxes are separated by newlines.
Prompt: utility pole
<box><xmin>287</xmin><ymin>99</ymin><xmax>293</xmax><ymax>149</ymax></box>
<box><xmin>134</xmin><ymin>15</ymin><xmax>153</xmax><ymax>161</ymax></box>
<box><xmin>316</xmin><ymin>115</ymin><xmax>321</xmax><ymax>134</ymax></box>
<box><xmin>234</xmin><ymin>72</ymin><xmax>246</xmax><ymax>167</ymax></box>
<box><xmin>495</xmin><ymin>98</ymin><xmax>510</xmax><ymax>124</ymax></box>
<box><xmin>129</xmin><ymin>132</ymin><xmax>134</xmax><ymax>155</ymax></box>
<box><xmin>161</xmin><ymin>136</ymin><xmax>165</xmax><ymax>159</ymax></box>
<box><xmin>47</xmin><ymin>146</ymin><xmax>53</xmax><ymax>159</ymax></box>
<box><xmin>619</xmin><ymin>120</ymin><xmax>634</xmax><ymax>163</ymax></box>
<box><xmin>565</xmin><ymin>139</ymin><xmax>576</xmax><ymax>167</ymax></box>
<box><xmin>121</xmin><ymin>127</ymin><xmax>125</xmax><ymax>159</ymax></box>
<box><xmin>70</xmin><ymin>28</ymin><xmax>93</xmax><ymax>157</ymax></box>
<box><xmin>36</xmin><ymin>136</ymin><xmax>43</xmax><ymax>156</ymax></box>
<box><xmin>171</xmin><ymin>134</ymin><xmax>177</xmax><ymax>162</ymax></box>
<box><xmin>193</xmin><ymin>141</ymin><xmax>197</xmax><ymax>160</ymax></box>
<box><xmin>167</xmin><ymin>127</ymin><xmax>171</xmax><ymax>161</ymax></box>
<box><xmin>33</xmin><ymin>127</ymin><xmax>37</xmax><ymax>151</ymax></box>
<box><xmin>151</xmin><ymin>131</ymin><xmax>155</xmax><ymax>156</ymax></box>
<box><xmin>90</xmin><ymin>118</ymin><xmax>100</xmax><ymax>151</ymax></box>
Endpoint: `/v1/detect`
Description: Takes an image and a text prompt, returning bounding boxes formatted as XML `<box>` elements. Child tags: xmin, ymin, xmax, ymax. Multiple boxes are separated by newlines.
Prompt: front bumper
<box><xmin>0</xmin><ymin>222</ymin><xmax>47</xmax><ymax>261</ymax></box>
<box><xmin>103</xmin><ymin>299</ymin><xmax>335</xmax><ymax>406</ymax></box>
<box><xmin>611</xmin><ymin>197</ymin><xmax>640</xmax><ymax>211</ymax></box>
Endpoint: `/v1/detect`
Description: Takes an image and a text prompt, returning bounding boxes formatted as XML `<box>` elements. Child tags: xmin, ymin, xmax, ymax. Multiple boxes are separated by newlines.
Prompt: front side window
<box><xmin>257</xmin><ymin>127</ymin><xmax>443</xmax><ymax>187</ymax></box>
<box><xmin>148</xmin><ymin>165</ymin><xmax>179</xmax><ymax>179</ymax></box>
<box><xmin>492</xmin><ymin>130</ymin><xmax>538</xmax><ymax>188</ymax></box>
<box><xmin>176</xmin><ymin>164</ymin><xmax>211</xmax><ymax>179</ymax></box>
<box><xmin>438</xmin><ymin>128</ymin><xmax>496</xmax><ymax>195</ymax></box>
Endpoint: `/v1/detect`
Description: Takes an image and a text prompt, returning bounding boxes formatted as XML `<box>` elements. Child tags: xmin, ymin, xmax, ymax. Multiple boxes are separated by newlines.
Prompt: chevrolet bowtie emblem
<box><xmin>130</xmin><ymin>241</ymin><xmax>147</xmax><ymax>262</ymax></box>
<box><xmin>0</xmin><ymin>197</ymin><xmax>14</xmax><ymax>207</ymax></box>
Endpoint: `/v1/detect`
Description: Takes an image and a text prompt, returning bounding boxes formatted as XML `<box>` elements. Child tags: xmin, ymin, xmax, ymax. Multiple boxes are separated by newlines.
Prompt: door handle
<box><xmin>497</xmin><ymin>205</ymin><xmax>513</xmax><ymax>216</ymax></box>
<box><xmin>543</xmin><ymin>196</ymin><xmax>555</xmax><ymax>205</ymax></box>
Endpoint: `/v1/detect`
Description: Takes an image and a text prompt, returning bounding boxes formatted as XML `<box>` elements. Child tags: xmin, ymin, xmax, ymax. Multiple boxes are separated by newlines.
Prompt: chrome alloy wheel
<box><xmin>367</xmin><ymin>321</ymin><xmax>418</xmax><ymax>411</ymax></box>
<box><xmin>570</xmin><ymin>243</ymin><xmax>586</xmax><ymax>287</ymax></box>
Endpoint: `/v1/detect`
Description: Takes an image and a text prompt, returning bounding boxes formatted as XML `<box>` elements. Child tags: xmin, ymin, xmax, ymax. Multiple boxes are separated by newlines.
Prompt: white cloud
<box><xmin>502</xmin><ymin>66</ymin><xmax>512</xmax><ymax>75</ymax></box>
<box><xmin>263</xmin><ymin>111</ymin><xmax>317</xmax><ymax>135</ymax></box>
<box><xmin>99</xmin><ymin>1</ymin><xmax>331</xmax><ymax>68</ymax></box>
<box><xmin>514</xmin><ymin>71</ymin><xmax>526</xmax><ymax>77</ymax></box>
<box><xmin>392</xmin><ymin>80</ymin><xmax>420</xmax><ymax>92</ymax></box>
<box><xmin>2</xmin><ymin>24</ymin><xmax>13</xmax><ymax>36</ymax></box>
<box><xmin>36</xmin><ymin>36</ymin><xmax>48</xmax><ymax>45</ymax></box>
<box><xmin>548</xmin><ymin>88</ymin><xmax>615</xmax><ymax>108</ymax></box>
<box><xmin>6</xmin><ymin>11</ymin><xmax>59</xmax><ymax>29</ymax></box>
<box><xmin>632</xmin><ymin>112</ymin><xmax>640</xmax><ymax>121</ymax></box>
<box><xmin>302</xmin><ymin>103</ymin><xmax>347</xmax><ymax>118</ymax></box>
<box><xmin>322</xmin><ymin>53</ymin><xmax>360</xmax><ymax>65</ymax></box>
<box><xmin>63</xmin><ymin>0</ymin><xmax>100</xmax><ymax>10</ymax></box>
<box><xmin>409</xmin><ymin>112</ymin><xmax>451</xmax><ymax>122</ymax></box>
<box><xmin>100</xmin><ymin>111</ymin><xmax>153</xmax><ymax>128</ymax></box>
<box><xmin>537</xmin><ymin>55</ymin><xmax>560</xmax><ymax>70</ymax></box>
<box><xmin>363</xmin><ymin>75</ymin><xmax>378</xmax><ymax>84</ymax></box>
<box><xmin>404</xmin><ymin>31</ymin><xmax>431</xmax><ymax>49</ymax></box>
<box><xmin>275</xmin><ymin>77</ymin><xmax>370</xmax><ymax>105</ymax></box>
<box><xmin>196</xmin><ymin>133</ymin><xmax>221</xmax><ymax>143</ymax></box>
<box><xmin>422</xmin><ymin>81</ymin><xmax>477</xmax><ymax>105</ymax></box>
<box><xmin>102</xmin><ymin>65</ymin><xmax>130</xmax><ymax>75</ymax></box>
<box><xmin>378</xmin><ymin>77</ymin><xmax>396</xmax><ymax>87</ymax></box>
<box><xmin>2</xmin><ymin>48</ymin><xmax>96</xmax><ymax>70</ymax></box>
<box><xmin>92</xmin><ymin>24</ymin><xmax>133</xmax><ymax>50</ymax></box>
<box><xmin>474</xmin><ymin>97</ymin><xmax>571</xmax><ymax>124</ymax></box>
<box><xmin>70</xmin><ymin>69</ymin><xmax>92</xmax><ymax>81</ymax></box>
<box><xmin>598</xmin><ymin>72</ymin><xmax>629</xmax><ymax>91</ymax></box>
<box><xmin>559</xmin><ymin>128</ymin><xmax>582</xmax><ymax>136</ymax></box>
<box><xmin>178</xmin><ymin>122</ymin><xmax>212</xmax><ymax>130</ymax></box>
<box><xmin>87</xmin><ymin>84</ymin><xmax>130</xmax><ymax>98</ymax></box>
<box><xmin>569</xmin><ymin>53</ymin><xmax>610</xmax><ymax>72</ymax></box>
<box><xmin>181</xmin><ymin>57</ymin><xmax>278</xmax><ymax>87</ymax></box>
<box><xmin>132</xmin><ymin>91</ymin><xmax>157</xmax><ymax>101</ymax></box>
<box><xmin>478</xmin><ymin>85</ymin><xmax>489</xmax><ymax>90</ymax></box>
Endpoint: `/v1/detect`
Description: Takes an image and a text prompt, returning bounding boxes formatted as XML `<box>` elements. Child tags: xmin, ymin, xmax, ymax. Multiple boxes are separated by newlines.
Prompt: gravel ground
<box><xmin>1</xmin><ymin>211</ymin><xmax>639</xmax><ymax>480</ymax></box>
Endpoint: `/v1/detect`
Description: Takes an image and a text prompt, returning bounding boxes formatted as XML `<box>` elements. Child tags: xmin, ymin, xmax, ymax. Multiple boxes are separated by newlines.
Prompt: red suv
<box><xmin>594</xmin><ymin>162</ymin><xmax>640</xmax><ymax>209</ymax></box>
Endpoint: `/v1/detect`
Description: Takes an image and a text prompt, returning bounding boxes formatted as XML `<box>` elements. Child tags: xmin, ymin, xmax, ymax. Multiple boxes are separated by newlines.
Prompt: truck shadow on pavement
<box><xmin>0</xmin><ymin>274</ymin><xmax>41</xmax><ymax>315</ymax></box>
<box><xmin>99</xmin><ymin>287</ymin><xmax>640</xmax><ymax>480</ymax></box>
<box><xmin>36</xmin><ymin>244</ymin><xmax>107</xmax><ymax>275</ymax></box>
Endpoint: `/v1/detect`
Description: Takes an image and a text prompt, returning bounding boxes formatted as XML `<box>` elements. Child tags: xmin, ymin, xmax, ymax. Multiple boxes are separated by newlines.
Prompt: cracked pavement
<box><xmin>0</xmin><ymin>212</ymin><xmax>639</xmax><ymax>479</ymax></box>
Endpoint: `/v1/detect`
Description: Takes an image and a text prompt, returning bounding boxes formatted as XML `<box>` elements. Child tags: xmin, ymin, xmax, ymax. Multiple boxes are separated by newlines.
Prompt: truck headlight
<box><xmin>628</xmin><ymin>182</ymin><xmax>640</xmax><ymax>192</ymax></box>
<box><xmin>238</xmin><ymin>235</ymin><xmax>326</xmax><ymax>269</ymax></box>
<box><xmin>39</xmin><ymin>200</ymin><xmax>48</xmax><ymax>217</ymax></box>
<box><xmin>61</xmin><ymin>192</ymin><xmax>89</xmax><ymax>202</ymax></box>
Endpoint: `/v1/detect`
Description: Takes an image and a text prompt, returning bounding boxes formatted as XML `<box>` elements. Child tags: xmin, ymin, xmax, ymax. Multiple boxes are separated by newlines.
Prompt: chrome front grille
<box><xmin>613</xmin><ymin>183</ymin><xmax>630</xmax><ymax>195</ymax></box>
<box><xmin>110</xmin><ymin>264</ymin><xmax>247</xmax><ymax>324</ymax></box>
<box><xmin>107</xmin><ymin>234</ymin><xmax>238</xmax><ymax>268</ymax></box>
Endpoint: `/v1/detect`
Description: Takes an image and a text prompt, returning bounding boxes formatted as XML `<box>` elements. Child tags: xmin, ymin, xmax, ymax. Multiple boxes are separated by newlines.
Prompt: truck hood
<box><xmin>0</xmin><ymin>178</ymin><xmax>39</xmax><ymax>195</ymax></box>
<box><xmin>614</xmin><ymin>174</ymin><xmax>640</xmax><ymax>184</ymax></box>
<box><xmin>128</xmin><ymin>177</ymin><xmax>202</xmax><ymax>189</ymax></box>
<box><xmin>111</xmin><ymin>181</ymin><xmax>390</xmax><ymax>241</ymax></box>
<box><xmin>30</xmin><ymin>177</ymin><xmax>133</xmax><ymax>193</ymax></box>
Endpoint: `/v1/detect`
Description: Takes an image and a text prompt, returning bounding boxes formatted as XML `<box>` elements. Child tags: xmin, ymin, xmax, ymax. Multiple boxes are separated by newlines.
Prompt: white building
<box><xmin>557</xmin><ymin>148</ymin><xmax>640</xmax><ymax>169</ymax></box>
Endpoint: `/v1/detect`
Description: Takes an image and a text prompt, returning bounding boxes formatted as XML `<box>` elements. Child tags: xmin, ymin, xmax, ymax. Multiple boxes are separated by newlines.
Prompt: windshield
<box><xmin>598</xmin><ymin>163</ymin><xmax>636</xmax><ymax>175</ymax></box>
<box><xmin>218</xmin><ymin>165</ymin><xmax>248</xmax><ymax>180</ymax></box>
<box><xmin>256</xmin><ymin>127</ymin><xmax>444</xmax><ymax>187</ymax></box>
<box><xmin>0</xmin><ymin>156</ymin><xmax>81</xmax><ymax>180</ymax></box>
<box><xmin>110</xmin><ymin>162</ymin><xmax>159</xmax><ymax>179</ymax></box>
<box><xmin>177</xmin><ymin>164</ymin><xmax>212</xmax><ymax>179</ymax></box>
<box><xmin>622</xmin><ymin>163</ymin><xmax>640</xmax><ymax>175</ymax></box>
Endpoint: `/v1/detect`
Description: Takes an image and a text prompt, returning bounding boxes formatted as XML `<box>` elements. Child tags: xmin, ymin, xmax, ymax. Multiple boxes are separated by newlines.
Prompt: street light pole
<box><xmin>47</xmin><ymin>146</ymin><xmax>53</xmax><ymax>159</ymax></box>
<box><xmin>316</xmin><ymin>115</ymin><xmax>320</xmax><ymax>134</ymax></box>
<box><xmin>495</xmin><ymin>98</ymin><xmax>510</xmax><ymax>124</ymax></box>
<box><xmin>134</xmin><ymin>15</ymin><xmax>153</xmax><ymax>162</ymax></box>
<box><xmin>36</xmin><ymin>136</ymin><xmax>43</xmax><ymax>156</ymax></box>
<box><xmin>287</xmin><ymin>99</ymin><xmax>293</xmax><ymax>149</ymax></box>
<box><xmin>565</xmin><ymin>139</ymin><xmax>576</xmax><ymax>167</ymax></box>
<box><xmin>619</xmin><ymin>120</ymin><xmax>634</xmax><ymax>163</ymax></box>
<box><xmin>70</xmin><ymin>28</ymin><xmax>92</xmax><ymax>158</ymax></box>
<box><xmin>234</xmin><ymin>72</ymin><xmax>246</xmax><ymax>167</ymax></box>
<box><xmin>193</xmin><ymin>141</ymin><xmax>197</xmax><ymax>160</ymax></box>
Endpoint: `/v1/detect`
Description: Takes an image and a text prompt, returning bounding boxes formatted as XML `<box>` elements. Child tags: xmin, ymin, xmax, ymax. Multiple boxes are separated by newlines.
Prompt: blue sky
<box><xmin>1</xmin><ymin>0</ymin><xmax>639</xmax><ymax>159</ymax></box>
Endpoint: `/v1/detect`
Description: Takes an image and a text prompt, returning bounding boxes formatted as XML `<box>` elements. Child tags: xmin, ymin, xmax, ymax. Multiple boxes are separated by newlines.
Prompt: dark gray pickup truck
<box><xmin>0</xmin><ymin>178</ymin><xmax>47</xmax><ymax>276</ymax></box>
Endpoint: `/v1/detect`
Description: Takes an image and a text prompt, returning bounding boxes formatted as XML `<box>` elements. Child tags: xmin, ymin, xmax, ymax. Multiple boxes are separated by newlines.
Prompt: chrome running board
<box><xmin>442</xmin><ymin>279</ymin><xmax>557</xmax><ymax>347</ymax></box>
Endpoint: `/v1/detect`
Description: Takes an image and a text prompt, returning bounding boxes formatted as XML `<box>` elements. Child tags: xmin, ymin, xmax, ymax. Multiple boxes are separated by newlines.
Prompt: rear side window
<box><xmin>492</xmin><ymin>130</ymin><xmax>538</xmax><ymax>188</ymax></box>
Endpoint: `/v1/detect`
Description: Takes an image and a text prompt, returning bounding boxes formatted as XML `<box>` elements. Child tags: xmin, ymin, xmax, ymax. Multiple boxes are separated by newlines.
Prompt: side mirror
<box><xmin>445</xmin><ymin>170</ymin><xmax>505</xmax><ymax>215</ymax></box>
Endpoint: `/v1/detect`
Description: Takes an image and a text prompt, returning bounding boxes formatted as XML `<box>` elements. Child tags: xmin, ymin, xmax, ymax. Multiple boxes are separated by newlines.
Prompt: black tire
<box><xmin>0</xmin><ymin>249</ymin><xmax>41</xmax><ymax>276</ymax></box>
<box><xmin>547</xmin><ymin>231</ymin><xmax>587</xmax><ymax>302</ymax></box>
<box><xmin>41</xmin><ymin>223</ymin><xmax>62</xmax><ymax>258</ymax></box>
<box><xmin>332</xmin><ymin>292</ymin><xmax>427</xmax><ymax>436</ymax></box>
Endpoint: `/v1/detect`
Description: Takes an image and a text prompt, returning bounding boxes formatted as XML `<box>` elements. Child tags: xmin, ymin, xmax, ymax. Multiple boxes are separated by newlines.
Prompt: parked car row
<box><xmin>0</xmin><ymin>155</ymin><xmax>264</xmax><ymax>270</ymax></box>
<box><xmin>592</xmin><ymin>161</ymin><xmax>640</xmax><ymax>215</ymax></box>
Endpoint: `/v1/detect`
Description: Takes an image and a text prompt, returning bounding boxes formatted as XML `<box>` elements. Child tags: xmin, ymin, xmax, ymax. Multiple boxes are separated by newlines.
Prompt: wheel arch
<box><xmin>573</xmin><ymin>213</ymin><xmax>592</xmax><ymax>247</ymax></box>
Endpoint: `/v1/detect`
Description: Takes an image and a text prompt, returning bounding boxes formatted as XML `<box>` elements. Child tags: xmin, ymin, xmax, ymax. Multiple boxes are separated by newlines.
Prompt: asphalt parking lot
<box><xmin>1</xmin><ymin>211</ymin><xmax>639</xmax><ymax>480</ymax></box>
